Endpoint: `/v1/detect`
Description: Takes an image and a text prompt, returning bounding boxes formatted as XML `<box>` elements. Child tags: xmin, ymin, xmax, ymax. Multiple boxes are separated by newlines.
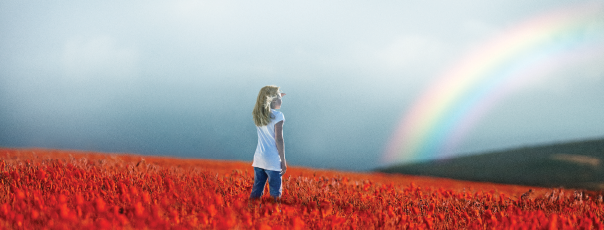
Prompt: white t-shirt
<box><xmin>252</xmin><ymin>109</ymin><xmax>284</xmax><ymax>171</ymax></box>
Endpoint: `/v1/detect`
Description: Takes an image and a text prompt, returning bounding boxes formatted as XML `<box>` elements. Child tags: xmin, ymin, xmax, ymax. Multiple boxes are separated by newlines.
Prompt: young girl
<box><xmin>250</xmin><ymin>85</ymin><xmax>287</xmax><ymax>200</ymax></box>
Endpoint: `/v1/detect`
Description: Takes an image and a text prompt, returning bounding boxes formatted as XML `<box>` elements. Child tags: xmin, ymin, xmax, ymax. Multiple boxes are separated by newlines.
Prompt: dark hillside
<box><xmin>377</xmin><ymin>138</ymin><xmax>604</xmax><ymax>191</ymax></box>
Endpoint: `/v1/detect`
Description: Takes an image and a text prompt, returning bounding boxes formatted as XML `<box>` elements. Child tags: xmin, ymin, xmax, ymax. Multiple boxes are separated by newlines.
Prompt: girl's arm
<box><xmin>275</xmin><ymin>120</ymin><xmax>286</xmax><ymax>175</ymax></box>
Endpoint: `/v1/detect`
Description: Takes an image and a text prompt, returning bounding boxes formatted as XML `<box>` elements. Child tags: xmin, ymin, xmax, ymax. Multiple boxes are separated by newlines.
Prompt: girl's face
<box><xmin>272</xmin><ymin>93</ymin><xmax>285</xmax><ymax>109</ymax></box>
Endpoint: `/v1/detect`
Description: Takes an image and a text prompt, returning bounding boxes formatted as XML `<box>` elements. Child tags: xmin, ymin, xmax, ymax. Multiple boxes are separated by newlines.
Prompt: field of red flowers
<box><xmin>0</xmin><ymin>148</ymin><xmax>602</xmax><ymax>229</ymax></box>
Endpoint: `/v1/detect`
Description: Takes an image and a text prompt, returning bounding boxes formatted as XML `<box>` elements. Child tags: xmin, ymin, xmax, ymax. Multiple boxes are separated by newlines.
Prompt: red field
<box><xmin>0</xmin><ymin>148</ymin><xmax>602</xmax><ymax>229</ymax></box>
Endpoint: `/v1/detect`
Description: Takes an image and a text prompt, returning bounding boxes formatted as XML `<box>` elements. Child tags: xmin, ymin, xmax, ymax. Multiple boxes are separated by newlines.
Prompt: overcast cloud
<box><xmin>1</xmin><ymin>0</ymin><xmax>603</xmax><ymax>170</ymax></box>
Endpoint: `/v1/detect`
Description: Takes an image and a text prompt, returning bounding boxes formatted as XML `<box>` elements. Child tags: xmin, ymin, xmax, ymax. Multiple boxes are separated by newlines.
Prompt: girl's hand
<box><xmin>281</xmin><ymin>161</ymin><xmax>287</xmax><ymax>175</ymax></box>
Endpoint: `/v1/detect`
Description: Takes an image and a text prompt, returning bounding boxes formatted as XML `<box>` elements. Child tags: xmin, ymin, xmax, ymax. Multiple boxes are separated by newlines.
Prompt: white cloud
<box><xmin>461</xmin><ymin>20</ymin><xmax>502</xmax><ymax>41</ymax></box>
<box><xmin>384</xmin><ymin>36</ymin><xmax>443</xmax><ymax>70</ymax></box>
<box><xmin>353</xmin><ymin>35</ymin><xmax>445</xmax><ymax>74</ymax></box>
<box><xmin>62</xmin><ymin>36</ymin><xmax>139</xmax><ymax>82</ymax></box>
<box><xmin>170</xmin><ymin>0</ymin><xmax>233</xmax><ymax>22</ymax></box>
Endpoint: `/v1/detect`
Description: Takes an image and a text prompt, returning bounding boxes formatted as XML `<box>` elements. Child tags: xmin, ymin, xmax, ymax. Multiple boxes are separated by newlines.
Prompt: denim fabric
<box><xmin>250</xmin><ymin>167</ymin><xmax>282</xmax><ymax>199</ymax></box>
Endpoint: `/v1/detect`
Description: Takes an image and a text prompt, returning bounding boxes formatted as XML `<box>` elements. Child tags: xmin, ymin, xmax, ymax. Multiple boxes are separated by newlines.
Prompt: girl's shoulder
<box><xmin>271</xmin><ymin>110</ymin><xmax>284</xmax><ymax>121</ymax></box>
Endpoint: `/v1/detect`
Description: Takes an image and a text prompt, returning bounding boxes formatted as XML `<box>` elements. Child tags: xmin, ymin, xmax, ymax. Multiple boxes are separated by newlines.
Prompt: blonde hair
<box><xmin>252</xmin><ymin>85</ymin><xmax>281</xmax><ymax>127</ymax></box>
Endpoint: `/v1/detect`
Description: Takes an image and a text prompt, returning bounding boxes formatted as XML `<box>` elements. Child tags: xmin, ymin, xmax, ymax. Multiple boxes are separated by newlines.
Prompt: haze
<box><xmin>1</xmin><ymin>1</ymin><xmax>603</xmax><ymax>171</ymax></box>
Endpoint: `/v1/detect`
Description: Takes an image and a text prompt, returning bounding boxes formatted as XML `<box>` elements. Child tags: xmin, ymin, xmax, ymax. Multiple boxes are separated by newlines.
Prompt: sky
<box><xmin>1</xmin><ymin>0</ymin><xmax>603</xmax><ymax>171</ymax></box>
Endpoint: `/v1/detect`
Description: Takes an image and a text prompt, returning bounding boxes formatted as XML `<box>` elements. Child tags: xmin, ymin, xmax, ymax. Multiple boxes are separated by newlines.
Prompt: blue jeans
<box><xmin>250</xmin><ymin>167</ymin><xmax>282</xmax><ymax>199</ymax></box>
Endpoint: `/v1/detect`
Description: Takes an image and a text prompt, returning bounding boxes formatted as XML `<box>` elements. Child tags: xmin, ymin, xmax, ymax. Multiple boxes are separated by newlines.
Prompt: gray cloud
<box><xmin>1</xmin><ymin>0</ymin><xmax>603</xmax><ymax>170</ymax></box>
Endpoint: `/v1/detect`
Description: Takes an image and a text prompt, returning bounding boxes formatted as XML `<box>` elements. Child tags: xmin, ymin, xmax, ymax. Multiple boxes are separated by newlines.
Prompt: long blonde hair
<box><xmin>252</xmin><ymin>85</ymin><xmax>280</xmax><ymax>127</ymax></box>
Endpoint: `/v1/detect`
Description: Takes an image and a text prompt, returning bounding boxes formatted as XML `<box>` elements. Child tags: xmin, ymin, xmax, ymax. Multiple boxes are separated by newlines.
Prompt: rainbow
<box><xmin>383</xmin><ymin>2</ymin><xmax>604</xmax><ymax>164</ymax></box>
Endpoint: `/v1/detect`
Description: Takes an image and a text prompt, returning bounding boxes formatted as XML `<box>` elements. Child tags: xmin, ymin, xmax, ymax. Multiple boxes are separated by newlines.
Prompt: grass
<box><xmin>377</xmin><ymin>138</ymin><xmax>604</xmax><ymax>191</ymax></box>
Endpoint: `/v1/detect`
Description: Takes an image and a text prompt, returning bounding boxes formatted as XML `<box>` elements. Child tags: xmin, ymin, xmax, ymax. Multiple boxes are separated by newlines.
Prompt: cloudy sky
<box><xmin>1</xmin><ymin>0</ymin><xmax>603</xmax><ymax>171</ymax></box>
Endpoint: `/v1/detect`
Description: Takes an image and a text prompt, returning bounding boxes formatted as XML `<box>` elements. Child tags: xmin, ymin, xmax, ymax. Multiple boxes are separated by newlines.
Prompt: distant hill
<box><xmin>376</xmin><ymin>138</ymin><xmax>604</xmax><ymax>191</ymax></box>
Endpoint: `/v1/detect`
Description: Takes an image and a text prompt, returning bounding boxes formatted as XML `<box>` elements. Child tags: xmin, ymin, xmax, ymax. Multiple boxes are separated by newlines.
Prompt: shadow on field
<box><xmin>377</xmin><ymin>138</ymin><xmax>604</xmax><ymax>191</ymax></box>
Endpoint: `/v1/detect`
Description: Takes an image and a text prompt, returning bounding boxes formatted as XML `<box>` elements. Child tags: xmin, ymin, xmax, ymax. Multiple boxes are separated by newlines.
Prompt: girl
<box><xmin>250</xmin><ymin>85</ymin><xmax>287</xmax><ymax>200</ymax></box>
